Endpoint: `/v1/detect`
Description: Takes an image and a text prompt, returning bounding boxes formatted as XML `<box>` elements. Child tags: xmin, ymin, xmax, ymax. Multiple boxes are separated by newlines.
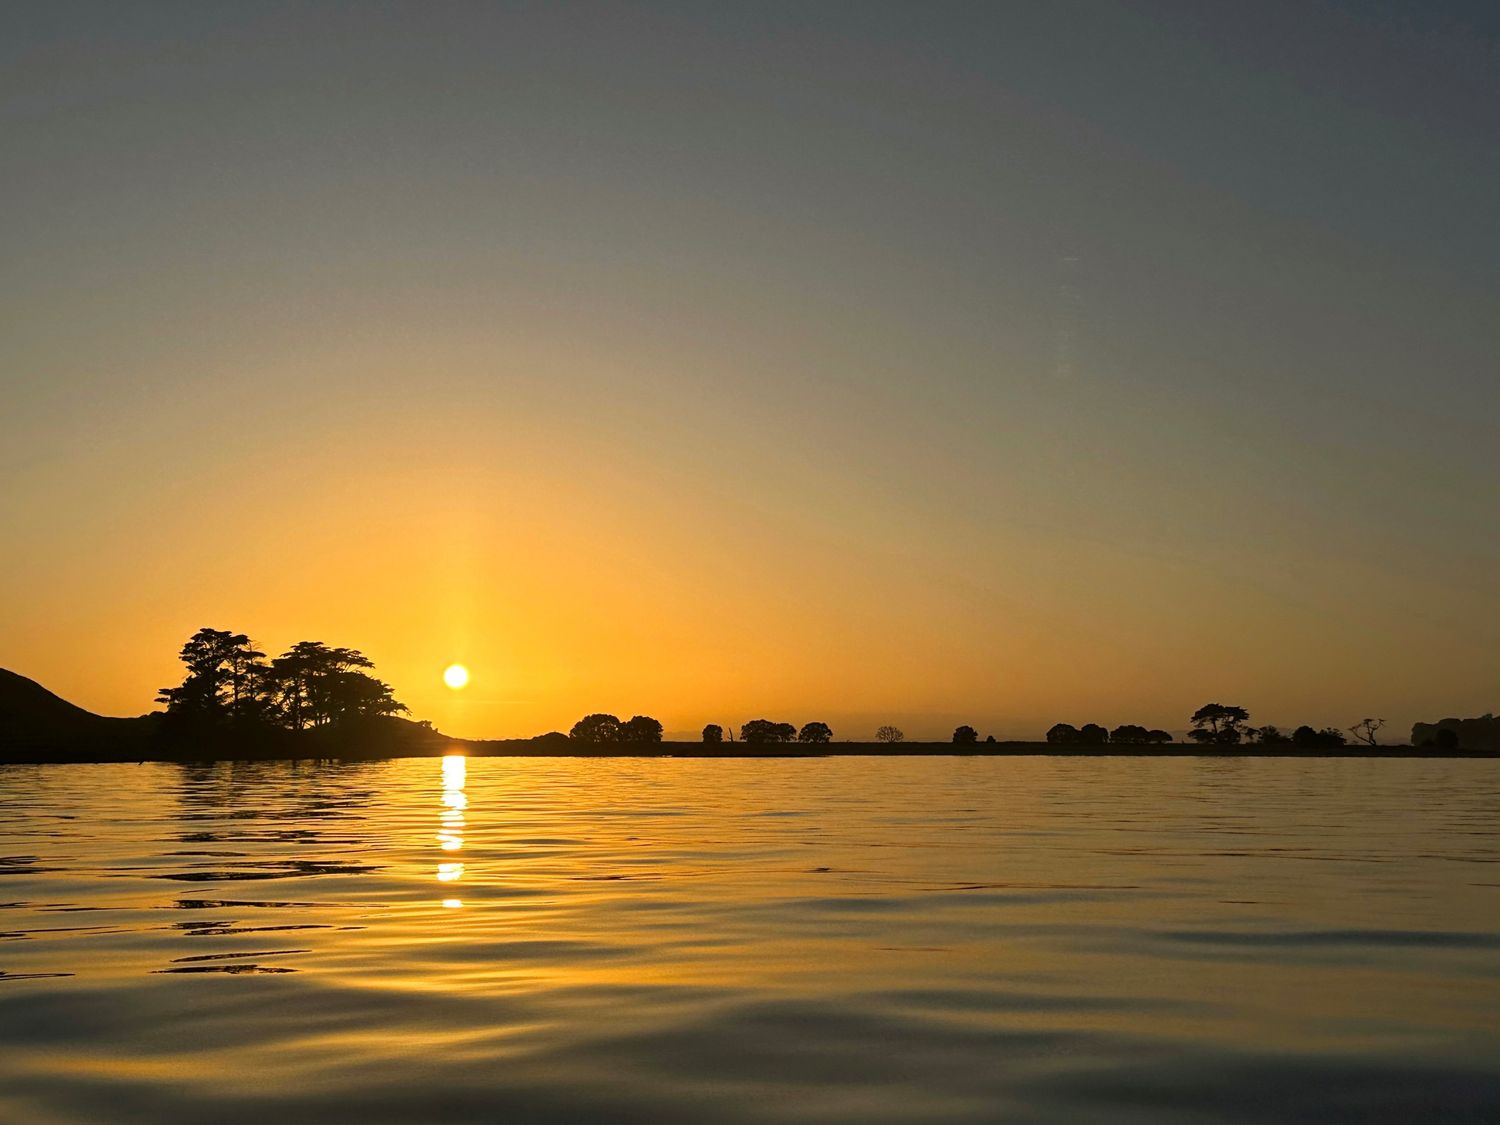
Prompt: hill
<box><xmin>0</xmin><ymin>668</ymin><xmax>444</xmax><ymax>763</ymax></box>
<box><xmin>0</xmin><ymin>668</ymin><xmax>158</xmax><ymax>759</ymax></box>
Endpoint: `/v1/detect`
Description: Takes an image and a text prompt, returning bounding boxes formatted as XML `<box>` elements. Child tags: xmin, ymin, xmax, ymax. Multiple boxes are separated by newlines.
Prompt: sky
<box><xmin>2</xmin><ymin>1</ymin><xmax>1497</xmax><ymax>740</ymax></box>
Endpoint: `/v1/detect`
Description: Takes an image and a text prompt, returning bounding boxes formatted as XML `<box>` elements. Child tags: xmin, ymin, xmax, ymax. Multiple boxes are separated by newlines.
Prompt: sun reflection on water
<box><xmin>436</xmin><ymin>754</ymin><xmax>466</xmax><ymax>898</ymax></box>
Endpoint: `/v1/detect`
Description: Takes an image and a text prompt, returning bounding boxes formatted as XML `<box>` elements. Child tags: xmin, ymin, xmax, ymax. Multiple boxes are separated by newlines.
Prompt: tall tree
<box><xmin>268</xmin><ymin>641</ymin><xmax>402</xmax><ymax>728</ymax></box>
<box><xmin>157</xmin><ymin>628</ymin><xmax>269</xmax><ymax>725</ymax></box>
<box><xmin>1189</xmin><ymin>704</ymin><xmax>1250</xmax><ymax>745</ymax></box>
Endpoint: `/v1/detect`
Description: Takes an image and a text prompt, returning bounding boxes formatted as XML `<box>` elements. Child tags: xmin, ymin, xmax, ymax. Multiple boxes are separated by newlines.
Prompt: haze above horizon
<box><xmin>3</xmin><ymin>2</ymin><xmax>1497</xmax><ymax>739</ymax></box>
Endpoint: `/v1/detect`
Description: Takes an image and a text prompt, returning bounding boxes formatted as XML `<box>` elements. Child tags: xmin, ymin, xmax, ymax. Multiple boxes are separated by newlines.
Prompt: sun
<box><xmin>442</xmin><ymin>664</ymin><xmax>470</xmax><ymax>690</ymax></box>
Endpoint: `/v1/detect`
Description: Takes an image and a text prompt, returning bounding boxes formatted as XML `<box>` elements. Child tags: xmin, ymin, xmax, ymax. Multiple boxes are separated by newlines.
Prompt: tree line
<box><xmin>153</xmin><ymin>635</ymin><xmax>1402</xmax><ymax>752</ymax></box>
<box><xmin>1181</xmin><ymin>703</ymin><xmax>1372</xmax><ymax>748</ymax></box>
<box><xmin>568</xmin><ymin>709</ymin><xmax>1377</xmax><ymax>747</ymax></box>
<box><xmin>156</xmin><ymin>627</ymin><xmax>406</xmax><ymax>732</ymax></box>
<box><xmin>702</xmin><ymin>720</ymin><xmax>835</xmax><ymax>744</ymax></box>
<box><xmin>1042</xmin><ymin>704</ymin><xmax>1387</xmax><ymax>748</ymax></box>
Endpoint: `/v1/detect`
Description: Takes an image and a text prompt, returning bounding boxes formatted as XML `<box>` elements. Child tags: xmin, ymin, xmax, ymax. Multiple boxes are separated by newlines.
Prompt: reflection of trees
<box><xmin>172</xmin><ymin>759</ymin><xmax>382</xmax><ymax>847</ymax></box>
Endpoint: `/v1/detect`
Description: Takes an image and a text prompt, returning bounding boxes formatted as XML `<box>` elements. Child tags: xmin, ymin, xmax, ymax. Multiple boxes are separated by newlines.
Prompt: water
<box><xmin>1</xmin><ymin>755</ymin><xmax>1498</xmax><ymax>1123</ymax></box>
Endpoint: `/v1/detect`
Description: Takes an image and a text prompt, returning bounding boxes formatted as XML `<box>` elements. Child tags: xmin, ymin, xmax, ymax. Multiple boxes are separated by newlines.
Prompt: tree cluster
<box><xmin>569</xmin><ymin>714</ymin><xmax>664</xmax><ymax>742</ymax></box>
<box><xmin>156</xmin><ymin>628</ymin><xmax>406</xmax><ymax>732</ymax></box>
<box><xmin>732</xmin><ymin>719</ymin><xmax>834</xmax><ymax>744</ymax></box>
<box><xmin>1193</xmin><ymin>705</ymin><xmax>1352</xmax><ymax>748</ymax></box>
<box><xmin>952</xmin><ymin>726</ymin><xmax>999</xmax><ymax>744</ymax></box>
<box><xmin>1248</xmin><ymin>724</ymin><xmax>1347</xmax><ymax>748</ymax></box>
<box><xmin>1047</xmin><ymin>723</ymin><xmax>1172</xmax><ymax>745</ymax></box>
<box><xmin>1413</xmin><ymin>714</ymin><xmax>1498</xmax><ymax>751</ymax></box>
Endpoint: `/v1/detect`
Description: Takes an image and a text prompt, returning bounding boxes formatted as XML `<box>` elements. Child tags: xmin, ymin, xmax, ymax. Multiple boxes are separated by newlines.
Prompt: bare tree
<box><xmin>1348</xmin><ymin>718</ymin><xmax>1385</xmax><ymax>747</ymax></box>
<box><xmin>875</xmin><ymin>725</ymin><xmax>904</xmax><ymax>744</ymax></box>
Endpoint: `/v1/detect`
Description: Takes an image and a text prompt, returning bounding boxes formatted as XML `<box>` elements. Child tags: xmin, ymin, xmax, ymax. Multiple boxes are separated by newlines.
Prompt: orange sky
<box><xmin>3</xmin><ymin>5</ymin><xmax>1496</xmax><ymax>739</ymax></box>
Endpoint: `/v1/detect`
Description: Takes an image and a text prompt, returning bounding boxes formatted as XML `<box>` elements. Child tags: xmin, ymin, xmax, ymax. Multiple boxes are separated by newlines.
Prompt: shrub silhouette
<box><xmin>1291</xmin><ymin>725</ymin><xmax>1346</xmax><ymax>749</ymax></box>
<box><xmin>952</xmin><ymin>725</ymin><xmax>978</xmax><ymax>744</ymax></box>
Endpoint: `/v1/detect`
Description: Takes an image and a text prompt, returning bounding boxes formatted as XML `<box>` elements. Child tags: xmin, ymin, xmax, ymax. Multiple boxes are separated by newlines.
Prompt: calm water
<box><xmin>1</xmin><ymin>755</ymin><xmax>1498</xmax><ymax>1123</ymax></box>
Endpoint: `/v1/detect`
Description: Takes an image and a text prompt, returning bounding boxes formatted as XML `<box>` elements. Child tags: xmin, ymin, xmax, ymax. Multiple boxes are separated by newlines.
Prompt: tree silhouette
<box><xmin>1110</xmin><ymin>724</ymin><xmax>1149</xmax><ymax>744</ymax></box>
<box><xmin>875</xmin><ymin>725</ymin><xmax>904</xmax><ymax>744</ymax></box>
<box><xmin>1046</xmin><ymin>723</ymin><xmax>1080</xmax><ymax>745</ymax></box>
<box><xmin>1146</xmin><ymin>729</ymin><xmax>1173</xmax><ymax>744</ymax></box>
<box><xmin>1413</xmin><ymin>715</ymin><xmax>1498</xmax><ymax>750</ymax></box>
<box><xmin>741</xmin><ymin>719</ymin><xmax>796</xmax><ymax>744</ymax></box>
<box><xmin>268</xmin><ymin>641</ymin><xmax>401</xmax><ymax>728</ymax></box>
<box><xmin>619</xmin><ymin>715</ymin><xmax>663</xmax><ymax>742</ymax></box>
<box><xmin>798</xmin><ymin>721</ymin><xmax>833</xmax><ymax>744</ymax></box>
<box><xmin>1348</xmin><ymin>718</ymin><xmax>1385</xmax><ymax>747</ymax></box>
<box><xmin>157</xmin><ymin>628</ymin><xmax>269</xmax><ymax>726</ymax></box>
<box><xmin>1291</xmin><ymin>724</ymin><xmax>1346</xmax><ymax>749</ymax></box>
<box><xmin>570</xmin><ymin>713</ymin><xmax>622</xmax><ymax>742</ymax></box>
<box><xmin>157</xmin><ymin>630</ymin><xmax>405</xmax><ymax>732</ymax></box>
<box><xmin>1435</xmin><ymin>727</ymin><xmax>1460</xmax><ymax>750</ymax></box>
<box><xmin>1079</xmin><ymin>723</ymin><xmax>1109</xmax><ymax>744</ymax></box>
<box><xmin>1254</xmin><ymin>725</ymin><xmax>1292</xmax><ymax>745</ymax></box>
<box><xmin>1189</xmin><ymin>703</ymin><xmax>1249</xmax><ymax>745</ymax></box>
<box><xmin>952</xmin><ymin>725</ymin><xmax>978</xmax><ymax>744</ymax></box>
<box><xmin>702</xmin><ymin>723</ymin><xmax>724</xmax><ymax>743</ymax></box>
<box><xmin>324</xmin><ymin>667</ymin><xmax>407</xmax><ymax>722</ymax></box>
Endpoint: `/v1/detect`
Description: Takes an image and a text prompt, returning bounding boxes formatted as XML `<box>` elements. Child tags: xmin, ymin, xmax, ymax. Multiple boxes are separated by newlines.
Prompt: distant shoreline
<box><xmin>5</xmin><ymin>668</ymin><xmax>1496</xmax><ymax>764</ymax></box>
<box><xmin>2</xmin><ymin>740</ymin><xmax>1497</xmax><ymax>765</ymax></box>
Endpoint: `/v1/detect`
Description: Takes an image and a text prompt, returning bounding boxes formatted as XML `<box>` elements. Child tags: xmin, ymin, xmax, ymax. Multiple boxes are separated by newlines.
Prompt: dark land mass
<box><xmin>4</xmin><ymin>669</ymin><xmax>1497</xmax><ymax>764</ymax></box>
